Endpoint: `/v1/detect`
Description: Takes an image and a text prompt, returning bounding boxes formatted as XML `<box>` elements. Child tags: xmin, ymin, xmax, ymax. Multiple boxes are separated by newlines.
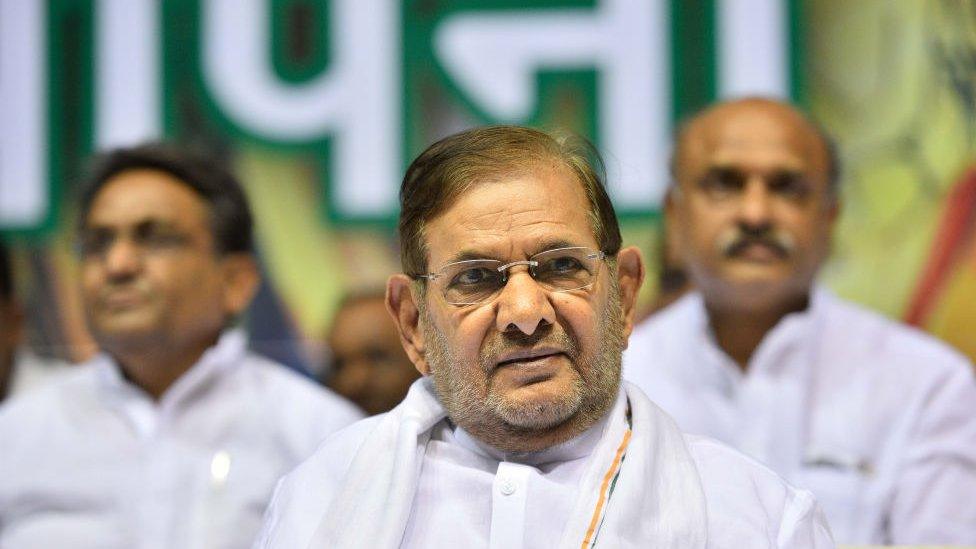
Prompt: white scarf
<box><xmin>308</xmin><ymin>379</ymin><xmax>707</xmax><ymax>548</ymax></box>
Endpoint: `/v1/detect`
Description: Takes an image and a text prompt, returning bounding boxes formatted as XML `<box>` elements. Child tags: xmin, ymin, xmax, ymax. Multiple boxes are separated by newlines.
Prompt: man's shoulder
<box><xmin>684</xmin><ymin>434</ymin><xmax>830</xmax><ymax>542</ymax></box>
<box><xmin>631</xmin><ymin>293</ymin><xmax>701</xmax><ymax>340</ymax></box>
<box><xmin>0</xmin><ymin>364</ymin><xmax>99</xmax><ymax>460</ymax></box>
<box><xmin>624</xmin><ymin>294</ymin><xmax>701</xmax><ymax>376</ymax></box>
<box><xmin>0</xmin><ymin>364</ymin><xmax>96</xmax><ymax>420</ymax></box>
<box><xmin>285</xmin><ymin>414</ymin><xmax>384</xmax><ymax>486</ymax></box>
<box><xmin>819</xmin><ymin>292</ymin><xmax>973</xmax><ymax>379</ymax></box>
<box><xmin>256</xmin><ymin>415</ymin><xmax>385</xmax><ymax>547</ymax></box>
<box><xmin>236</xmin><ymin>352</ymin><xmax>363</xmax><ymax>423</ymax></box>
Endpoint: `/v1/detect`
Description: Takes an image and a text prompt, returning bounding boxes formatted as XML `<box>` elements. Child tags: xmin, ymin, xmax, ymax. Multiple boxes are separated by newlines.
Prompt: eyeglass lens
<box><xmin>436</xmin><ymin>247</ymin><xmax>602</xmax><ymax>305</ymax></box>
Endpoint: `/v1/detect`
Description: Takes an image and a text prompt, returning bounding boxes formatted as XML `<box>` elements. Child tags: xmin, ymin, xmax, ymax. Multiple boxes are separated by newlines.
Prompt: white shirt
<box><xmin>256</xmin><ymin>381</ymin><xmax>833</xmax><ymax>548</ymax></box>
<box><xmin>0</xmin><ymin>330</ymin><xmax>363</xmax><ymax>549</ymax></box>
<box><xmin>5</xmin><ymin>348</ymin><xmax>71</xmax><ymax>399</ymax></box>
<box><xmin>401</xmin><ymin>394</ymin><xmax>613</xmax><ymax>548</ymax></box>
<box><xmin>623</xmin><ymin>287</ymin><xmax>976</xmax><ymax>545</ymax></box>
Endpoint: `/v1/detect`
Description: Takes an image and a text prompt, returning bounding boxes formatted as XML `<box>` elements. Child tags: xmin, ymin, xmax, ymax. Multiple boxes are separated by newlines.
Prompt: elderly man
<box><xmin>0</xmin><ymin>144</ymin><xmax>361</xmax><ymax>548</ymax></box>
<box><xmin>624</xmin><ymin>98</ymin><xmax>976</xmax><ymax>545</ymax></box>
<box><xmin>256</xmin><ymin>126</ymin><xmax>833</xmax><ymax>548</ymax></box>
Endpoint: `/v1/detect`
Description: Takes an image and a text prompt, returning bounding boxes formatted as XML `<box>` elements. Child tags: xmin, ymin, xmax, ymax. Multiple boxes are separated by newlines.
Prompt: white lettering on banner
<box><xmin>434</xmin><ymin>0</ymin><xmax>670</xmax><ymax>209</ymax></box>
<box><xmin>0</xmin><ymin>0</ymin><xmax>47</xmax><ymax>229</ymax></box>
<box><xmin>201</xmin><ymin>0</ymin><xmax>401</xmax><ymax>217</ymax></box>
<box><xmin>718</xmin><ymin>0</ymin><xmax>787</xmax><ymax>99</ymax></box>
<box><xmin>96</xmin><ymin>0</ymin><xmax>162</xmax><ymax>150</ymax></box>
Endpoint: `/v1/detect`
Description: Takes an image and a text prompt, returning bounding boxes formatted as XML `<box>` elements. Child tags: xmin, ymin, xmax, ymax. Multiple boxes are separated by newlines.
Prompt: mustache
<box><xmin>97</xmin><ymin>279</ymin><xmax>151</xmax><ymax>301</ymax></box>
<box><xmin>480</xmin><ymin>324</ymin><xmax>580</xmax><ymax>371</ymax></box>
<box><xmin>717</xmin><ymin>226</ymin><xmax>795</xmax><ymax>259</ymax></box>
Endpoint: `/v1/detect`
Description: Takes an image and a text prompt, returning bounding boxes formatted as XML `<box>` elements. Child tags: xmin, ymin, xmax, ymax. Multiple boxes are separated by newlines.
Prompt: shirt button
<box><xmin>499</xmin><ymin>479</ymin><xmax>517</xmax><ymax>496</ymax></box>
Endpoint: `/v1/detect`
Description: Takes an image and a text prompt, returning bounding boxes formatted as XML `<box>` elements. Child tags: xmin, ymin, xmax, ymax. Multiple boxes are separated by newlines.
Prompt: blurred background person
<box><xmin>0</xmin><ymin>242</ymin><xmax>69</xmax><ymax>403</ymax></box>
<box><xmin>321</xmin><ymin>289</ymin><xmax>419</xmax><ymax>415</ymax></box>
<box><xmin>0</xmin><ymin>143</ymin><xmax>361</xmax><ymax>548</ymax></box>
<box><xmin>624</xmin><ymin>97</ymin><xmax>976</xmax><ymax>545</ymax></box>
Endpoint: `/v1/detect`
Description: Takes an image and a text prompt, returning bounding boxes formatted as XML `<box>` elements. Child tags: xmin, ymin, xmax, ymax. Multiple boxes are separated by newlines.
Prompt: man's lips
<box><xmin>495</xmin><ymin>348</ymin><xmax>566</xmax><ymax>368</ymax></box>
<box><xmin>99</xmin><ymin>289</ymin><xmax>148</xmax><ymax>310</ymax></box>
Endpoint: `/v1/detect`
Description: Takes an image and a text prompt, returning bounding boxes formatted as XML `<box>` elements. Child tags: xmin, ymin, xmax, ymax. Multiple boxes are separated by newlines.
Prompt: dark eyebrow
<box><xmin>133</xmin><ymin>218</ymin><xmax>182</xmax><ymax>233</ymax></box>
<box><xmin>701</xmin><ymin>166</ymin><xmax>745</xmax><ymax>180</ymax></box>
<box><xmin>84</xmin><ymin>216</ymin><xmax>181</xmax><ymax>231</ymax></box>
<box><xmin>767</xmin><ymin>168</ymin><xmax>807</xmax><ymax>181</ymax></box>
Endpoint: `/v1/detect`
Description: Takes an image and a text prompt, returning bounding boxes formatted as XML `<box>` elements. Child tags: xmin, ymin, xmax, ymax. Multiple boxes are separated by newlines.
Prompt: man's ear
<box><xmin>386</xmin><ymin>274</ymin><xmax>430</xmax><ymax>376</ymax></box>
<box><xmin>614</xmin><ymin>246</ymin><xmax>645</xmax><ymax>345</ymax></box>
<box><xmin>220</xmin><ymin>254</ymin><xmax>261</xmax><ymax>317</ymax></box>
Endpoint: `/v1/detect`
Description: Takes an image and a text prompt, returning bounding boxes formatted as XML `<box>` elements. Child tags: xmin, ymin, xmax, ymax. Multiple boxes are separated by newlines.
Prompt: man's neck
<box><xmin>705</xmin><ymin>293</ymin><xmax>810</xmax><ymax>371</ymax></box>
<box><xmin>107</xmin><ymin>333</ymin><xmax>219</xmax><ymax>400</ymax></box>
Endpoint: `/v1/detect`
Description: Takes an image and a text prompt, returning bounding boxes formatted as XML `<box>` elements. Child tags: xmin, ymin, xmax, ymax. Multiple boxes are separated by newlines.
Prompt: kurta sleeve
<box><xmin>887</xmin><ymin>362</ymin><xmax>976</xmax><ymax>544</ymax></box>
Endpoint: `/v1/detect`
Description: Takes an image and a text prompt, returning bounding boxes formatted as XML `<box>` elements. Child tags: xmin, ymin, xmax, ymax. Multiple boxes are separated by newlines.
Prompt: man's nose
<box><xmin>737</xmin><ymin>178</ymin><xmax>774</xmax><ymax>228</ymax></box>
<box><xmin>494</xmin><ymin>269</ymin><xmax>556</xmax><ymax>335</ymax></box>
<box><xmin>103</xmin><ymin>239</ymin><xmax>143</xmax><ymax>278</ymax></box>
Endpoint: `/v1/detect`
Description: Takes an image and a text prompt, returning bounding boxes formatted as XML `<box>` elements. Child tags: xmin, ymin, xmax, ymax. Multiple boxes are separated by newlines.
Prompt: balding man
<box><xmin>624</xmin><ymin>98</ymin><xmax>976</xmax><ymax>544</ymax></box>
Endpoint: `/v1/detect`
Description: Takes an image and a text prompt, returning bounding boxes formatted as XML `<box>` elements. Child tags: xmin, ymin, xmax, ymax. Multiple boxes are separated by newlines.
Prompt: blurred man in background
<box><xmin>322</xmin><ymin>289</ymin><xmax>420</xmax><ymax>415</ymax></box>
<box><xmin>0</xmin><ymin>242</ymin><xmax>69</xmax><ymax>403</ymax></box>
<box><xmin>624</xmin><ymin>97</ymin><xmax>976</xmax><ymax>544</ymax></box>
<box><xmin>0</xmin><ymin>242</ymin><xmax>24</xmax><ymax>402</ymax></box>
<box><xmin>0</xmin><ymin>143</ymin><xmax>361</xmax><ymax>548</ymax></box>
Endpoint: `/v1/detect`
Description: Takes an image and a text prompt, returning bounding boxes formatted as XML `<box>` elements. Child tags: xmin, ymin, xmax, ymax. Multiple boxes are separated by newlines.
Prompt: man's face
<box><xmin>668</xmin><ymin>101</ymin><xmax>837</xmax><ymax>309</ymax></box>
<box><xmin>80</xmin><ymin>169</ymin><xmax>233</xmax><ymax>351</ymax></box>
<box><xmin>412</xmin><ymin>166</ymin><xmax>629</xmax><ymax>448</ymax></box>
<box><xmin>327</xmin><ymin>297</ymin><xmax>420</xmax><ymax>415</ymax></box>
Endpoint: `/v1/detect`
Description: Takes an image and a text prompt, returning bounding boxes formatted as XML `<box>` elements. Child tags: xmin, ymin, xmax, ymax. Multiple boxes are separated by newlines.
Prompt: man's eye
<box><xmin>700</xmin><ymin>169</ymin><xmax>744</xmax><ymax>196</ymax></box>
<box><xmin>139</xmin><ymin>230</ymin><xmax>189</xmax><ymax>249</ymax></box>
<box><xmin>768</xmin><ymin>173</ymin><xmax>810</xmax><ymax>199</ymax></box>
<box><xmin>539</xmin><ymin>256</ymin><xmax>584</xmax><ymax>275</ymax></box>
<box><xmin>79</xmin><ymin>233</ymin><xmax>113</xmax><ymax>257</ymax></box>
<box><xmin>451</xmin><ymin>267</ymin><xmax>499</xmax><ymax>287</ymax></box>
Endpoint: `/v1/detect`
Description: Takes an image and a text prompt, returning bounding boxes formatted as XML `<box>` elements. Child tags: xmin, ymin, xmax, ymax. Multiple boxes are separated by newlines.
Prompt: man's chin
<box><xmin>706</xmin><ymin>271</ymin><xmax>809</xmax><ymax>311</ymax></box>
<box><xmin>488</xmin><ymin>381</ymin><xmax>583</xmax><ymax>431</ymax></box>
<box><xmin>91</xmin><ymin>317</ymin><xmax>164</xmax><ymax>350</ymax></box>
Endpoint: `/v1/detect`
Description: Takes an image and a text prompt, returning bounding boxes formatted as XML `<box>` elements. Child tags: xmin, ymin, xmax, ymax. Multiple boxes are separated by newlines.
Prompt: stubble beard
<box><xmin>422</xmin><ymin>287</ymin><xmax>624</xmax><ymax>450</ymax></box>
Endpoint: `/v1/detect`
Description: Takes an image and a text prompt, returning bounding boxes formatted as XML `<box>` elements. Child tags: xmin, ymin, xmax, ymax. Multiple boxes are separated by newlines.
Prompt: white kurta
<box><xmin>255</xmin><ymin>379</ymin><xmax>834</xmax><ymax>548</ymax></box>
<box><xmin>5</xmin><ymin>348</ymin><xmax>71</xmax><ymax>399</ymax></box>
<box><xmin>623</xmin><ymin>287</ymin><xmax>976</xmax><ymax>545</ymax></box>
<box><xmin>0</xmin><ymin>330</ymin><xmax>363</xmax><ymax>549</ymax></box>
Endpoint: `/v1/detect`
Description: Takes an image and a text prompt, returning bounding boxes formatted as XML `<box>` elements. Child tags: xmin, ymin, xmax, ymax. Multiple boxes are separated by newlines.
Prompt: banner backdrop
<box><xmin>1</xmin><ymin>0</ymin><xmax>973</xmax><ymax>370</ymax></box>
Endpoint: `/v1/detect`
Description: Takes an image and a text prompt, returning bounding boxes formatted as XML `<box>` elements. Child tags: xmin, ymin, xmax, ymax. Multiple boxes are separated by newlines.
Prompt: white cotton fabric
<box><xmin>5</xmin><ymin>347</ymin><xmax>71</xmax><ymax>399</ymax></box>
<box><xmin>255</xmin><ymin>378</ymin><xmax>834</xmax><ymax>548</ymax></box>
<box><xmin>0</xmin><ymin>330</ymin><xmax>363</xmax><ymax>549</ymax></box>
<box><xmin>623</xmin><ymin>286</ymin><xmax>976</xmax><ymax>545</ymax></box>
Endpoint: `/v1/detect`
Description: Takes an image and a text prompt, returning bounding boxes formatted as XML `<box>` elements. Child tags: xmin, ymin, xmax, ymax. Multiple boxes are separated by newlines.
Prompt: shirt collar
<box><xmin>681</xmin><ymin>285</ymin><xmax>829</xmax><ymax>384</ymax></box>
<box><xmin>451</xmin><ymin>385</ymin><xmax>624</xmax><ymax>467</ymax></box>
<box><xmin>93</xmin><ymin>329</ymin><xmax>248</xmax><ymax>418</ymax></box>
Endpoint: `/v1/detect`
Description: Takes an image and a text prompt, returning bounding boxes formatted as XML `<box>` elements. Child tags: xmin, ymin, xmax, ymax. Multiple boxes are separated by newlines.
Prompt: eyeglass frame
<box><xmin>412</xmin><ymin>246</ymin><xmax>609</xmax><ymax>306</ymax></box>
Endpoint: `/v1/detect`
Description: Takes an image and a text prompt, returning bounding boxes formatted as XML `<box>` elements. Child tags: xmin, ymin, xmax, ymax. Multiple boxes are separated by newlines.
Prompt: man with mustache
<box><xmin>0</xmin><ymin>143</ymin><xmax>361</xmax><ymax>548</ymax></box>
<box><xmin>624</xmin><ymin>98</ymin><xmax>976</xmax><ymax>544</ymax></box>
<box><xmin>255</xmin><ymin>125</ymin><xmax>833</xmax><ymax>548</ymax></box>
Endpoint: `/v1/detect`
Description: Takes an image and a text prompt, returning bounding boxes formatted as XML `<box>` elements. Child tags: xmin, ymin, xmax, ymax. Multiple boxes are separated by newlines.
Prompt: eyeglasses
<box><xmin>417</xmin><ymin>246</ymin><xmax>607</xmax><ymax>306</ymax></box>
